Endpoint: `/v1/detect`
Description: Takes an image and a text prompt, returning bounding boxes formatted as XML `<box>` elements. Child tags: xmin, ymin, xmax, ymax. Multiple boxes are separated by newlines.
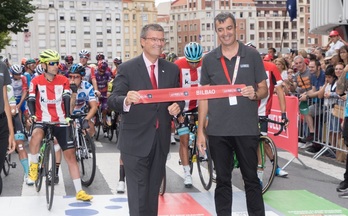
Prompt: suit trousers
<box><xmin>121</xmin><ymin>131</ymin><xmax>167</xmax><ymax>216</ymax></box>
<box><xmin>209</xmin><ymin>135</ymin><xmax>265</xmax><ymax>216</ymax></box>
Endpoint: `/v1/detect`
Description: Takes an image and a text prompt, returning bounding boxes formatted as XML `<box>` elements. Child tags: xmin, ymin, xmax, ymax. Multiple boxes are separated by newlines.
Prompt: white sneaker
<box><xmin>184</xmin><ymin>174</ymin><xmax>192</xmax><ymax>188</ymax></box>
<box><xmin>275</xmin><ymin>168</ymin><xmax>288</xmax><ymax>177</ymax></box>
<box><xmin>116</xmin><ymin>181</ymin><xmax>125</xmax><ymax>193</ymax></box>
<box><xmin>170</xmin><ymin>135</ymin><xmax>176</xmax><ymax>145</ymax></box>
<box><xmin>104</xmin><ymin>132</ymin><xmax>108</xmax><ymax>138</ymax></box>
<box><xmin>257</xmin><ymin>170</ymin><xmax>263</xmax><ymax>187</ymax></box>
<box><xmin>24</xmin><ymin>175</ymin><xmax>34</xmax><ymax>186</ymax></box>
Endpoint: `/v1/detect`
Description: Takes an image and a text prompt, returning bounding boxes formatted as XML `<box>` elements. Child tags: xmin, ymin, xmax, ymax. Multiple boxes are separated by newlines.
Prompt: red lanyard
<box><xmin>220</xmin><ymin>56</ymin><xmax>240</xmax><ymax>85</ymax></box>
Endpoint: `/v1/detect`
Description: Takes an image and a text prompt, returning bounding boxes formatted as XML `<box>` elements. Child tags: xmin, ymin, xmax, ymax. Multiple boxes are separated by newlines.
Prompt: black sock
<box><xmin>56</xmin><ymin>163</ymin><xmax>60</xmax><ymax>175</ymax></box>
<box><xmin>119</xmin><ymin>165</ymin><xmax>125</xmax><ymax>181</ymax></box>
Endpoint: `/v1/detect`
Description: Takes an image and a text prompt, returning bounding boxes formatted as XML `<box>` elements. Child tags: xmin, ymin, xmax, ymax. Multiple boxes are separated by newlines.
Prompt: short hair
<box><xmin>325</xmin><ymin>65</ymin><xmax>336</xmax><ymax>78</ymax></box>
<box><xmin>214</xmin><ymin>12</ymin><xmax>236</xmax><ymax>31</ymax></box>
<box><xmin>309</xmin><ymin>59</ymin><xmax>321</xmax><ymax>68</ymax></box>
<box><xmin>140</xmin><ymin>24</ymin><xmax>164</xmax><ymax>39</ymax></box>
<box><xmin>268</xmin><ymin>48</ymin><xmax>276</xmax><ymax>53</ymax></box>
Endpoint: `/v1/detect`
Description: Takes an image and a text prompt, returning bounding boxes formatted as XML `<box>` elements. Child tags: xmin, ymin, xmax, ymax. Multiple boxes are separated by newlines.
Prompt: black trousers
<box><xmin>121</xmin><ymin>131</ymin><xmax>167</xmax><ymax>216</ymax></box>
<box><xmin>209</xmin><ymin>135</ymin><xmax>265</xmax><ymax>216</ymax></box>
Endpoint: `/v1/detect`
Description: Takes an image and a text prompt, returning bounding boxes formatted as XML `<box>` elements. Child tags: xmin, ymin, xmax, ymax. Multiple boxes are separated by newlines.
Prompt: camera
<box><xmin>288</xmin><ymin>48</ymin><xmax>298</xmax><ymax>56</ymax></box>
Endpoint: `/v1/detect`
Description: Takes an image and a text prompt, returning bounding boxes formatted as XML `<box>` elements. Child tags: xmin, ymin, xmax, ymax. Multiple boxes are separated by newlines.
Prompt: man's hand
<box><xmin>241</xmin><ymin>86</ymin><xmax>256</xmax><ymax>100</ymax></box>
<box><xmin>281</xmin><ymin>113</ymin><xmax>289</xmax><ymax>128</ymax></box>
<box><xmin>125</xmin><ymin>91</ymin><xmax>140</xmax><ymax>105</ymax></box>
<box><xmin>168</xmin><ymin>103</ymin><xmax>181</xmax><ymax>116</ymax></box>
<box><xmin>95</xmin><ymin>90</ymin><xmax>101</xmax><ymax>97</ymax></box>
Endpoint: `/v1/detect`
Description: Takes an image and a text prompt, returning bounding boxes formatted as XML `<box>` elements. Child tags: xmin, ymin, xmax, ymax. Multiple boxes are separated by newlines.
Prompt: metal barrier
<box><xmin>298</xmin><ymin>97</ymin><xmax>348</xmax><ymax>160</ymax></box>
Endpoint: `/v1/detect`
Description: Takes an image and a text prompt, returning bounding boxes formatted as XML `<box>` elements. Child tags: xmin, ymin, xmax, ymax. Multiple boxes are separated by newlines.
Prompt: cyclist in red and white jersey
<box><xmin>27</xmin><ymin>49</ymin><xmax>93</xmax><ymax>201</ymax></box>
<box><xmin>175</xmin><ymin>42</ymin><xmax>203</xmax><ymax>187</ymax></box>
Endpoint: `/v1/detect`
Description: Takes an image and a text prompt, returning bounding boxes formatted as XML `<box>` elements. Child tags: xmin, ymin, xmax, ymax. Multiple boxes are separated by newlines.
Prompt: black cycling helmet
<box><xmin>68</xmin><ymin>63</ymin><xmax>86</xmax><ymax>76</ymax></box>
<box><xmin>96</xmin><ymin>53</ymin><xmax>105</xmax><ymax>61</ymax></box>
<box><xmin>113</xmin><ymin>57</ymin><xmax>122</xmax><ymax>65</ymax></box>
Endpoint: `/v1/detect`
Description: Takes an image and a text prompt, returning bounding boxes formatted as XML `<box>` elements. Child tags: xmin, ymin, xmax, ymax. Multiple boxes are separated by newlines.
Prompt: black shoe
<box><xmin>301</xmin><ymin>135</ymin><xmax>314</xmax><ymax>143</ymax></box>
<box><xmin>337</xmin><ymin>181</ymin><xmax>348</xmax><ymax>192</ymax></box>
<box><xmin>48</xmin><ymin>174</ymin><xmax>59</xmax><ymax>186</ymax></box>
<box><xmin>305</xmin><ymin>146</ymin><xmax>320</xmax><ymax>155</ymax></box>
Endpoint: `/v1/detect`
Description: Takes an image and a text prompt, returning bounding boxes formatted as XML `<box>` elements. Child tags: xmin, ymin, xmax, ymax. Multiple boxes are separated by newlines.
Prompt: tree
<box><xmin>0</xmin><ymin>32</ymin><xmax>11</xmax><ymax>51</ymax></box>
<box><xmin>0</xmin><ymin>0</ymin><xmax>36</xmax><ymax>34</ymax></box>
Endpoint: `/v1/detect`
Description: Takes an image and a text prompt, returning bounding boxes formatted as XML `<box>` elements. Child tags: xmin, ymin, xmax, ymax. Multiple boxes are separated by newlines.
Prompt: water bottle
<box><xmin>38</xmin><ymin>143</ymin><xmax>45</xmax><ymax>164</ymax></box>
<box><xmin>106</xmin><ymin>115</ymin><xmax>112</xmax><ymax>126</ymax></box>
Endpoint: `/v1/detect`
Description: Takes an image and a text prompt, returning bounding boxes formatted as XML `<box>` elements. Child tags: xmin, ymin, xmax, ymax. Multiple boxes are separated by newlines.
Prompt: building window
<box><xmin>59</xmin><ymin>1</ymin><xmax>63</xmax><ymax>8</ymax></box>
<box><xmin>96</xmin><ymin>14</ymin><xmax>102</xmax><ymax>22</ymax></box>
<box><xmin>115</xmin><ymin>14</ymin><xmax>120</xmax><ymax>21</ymax></box>
<box><xmin>70</xmin><ymin>1</ymin><xmax>74</xmax><ymax>8</ymax></box>
<box><xmin>59</xmin><ymin>16</ymin><xmax>65</xmax><ymax>21</ymax></box>
<box><xmin>106</xmin><ymin>14</ymin><xmax>111</xmax><ymax>21</ymax></box>
<box><xmin>82</xmin><ymin>1</ymin><xmax>86</xmax><ymax>6</ymax></box>
<box><xmin>107</xmin><ymin>28</ymin><xmax>111</xmax><ymax>34</ymax></box>
<box><xmin>250</xmin><ymin>34</ymin><xmax>254</xmax><ymax>40</ymax></box>
<box><xmin>60</xmin><ymin>26</ymin><xmax>65</xmax><ymax>33</ymax></box>
<box><xmin>97</xmin><ymin>41</ymin><xmax>103</xmax><ymax>47</ymax></box>
<box><xmin>116</xmin><ymin>26</ymin><xmax>121</xmax><ymax>33</ymax></box>
<box><xmin>84</xmin><ymin>43</ymin><xmax>90</xmax><ymax>48</ymax></box>
<box><xmin>83</xmin><ymin>16</ymin><xmax>90</xmax><ymax>22</ymax></box>
<box><xmin>83</xmin><ymin>27</ymin><xmax>90</xmax><ymax>35</ymax></box>
<box><xmin>250</xmin><ymin>23</ymin><xmax>254</xmax><ymax>30</ymax></box>
<box><xmin>124</xmin><ymin>14</ymin><xmax>129</xmax><ymax>21</ymax></box>
<box><xmin>116</xmin><ymin>39</ymin><xmax>121</xmax><ymax>46</ymax></box>
<box><xmin>202</xmin><ymin>23</ymin><xmax>205</xmax><ymax>31</ymax></box>
<box><xmin>70</xmin><ymin>16</ymin><xmax>76</xmax><ymax>21</ymax></box>
<box><xmin>96</xmin><ymin>27</ymin><xmax>102</xmax><ymax>35</ymax></box>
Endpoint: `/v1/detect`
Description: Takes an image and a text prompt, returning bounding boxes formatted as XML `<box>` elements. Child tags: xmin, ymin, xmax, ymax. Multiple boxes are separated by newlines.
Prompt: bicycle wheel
<box><xmin>2</xmin><ymin>154</ymin><xmax>11</xmax><ymax>176</ymax></box>
<box><xmin>95</xmin><ymin>110</ymin><xmax>102</xmax><ymax>140</ymax></box>
<box><xmin>107</xmin><ymin>125</ymin><xmax>114</xmax><ymax>141</ymax></box>
<box><xmin>159</xmin><ymin>169</ymin><xmax>166</xmax><ymax>196</ymax></box>
<box><xmin>197</xmin><ymin>140</ymin><xmax>213</xmax><ymax>190</ymax></box>
<box><xmin>44</xmin><ymin>141</ymin><xmax>56</xmax><ymax>210</ymax></box>
<box><xmin>259</xmin><ymin>136</ymin><xmax>277</xmax><ymax>194</ymax></box>
<box><xmin>188</xmin><ymin>146</ymin><xmax>195</xmax><ymax>175</ymax></box>
<box><xmin>78</xmin><ymin>133</ymin><xmax>96</xmax><ymax>186</ymax></box>
<box><xmin>115</xmin><ymin>119</ymin><xmax>120</xmax><ymax>143</ymax></box>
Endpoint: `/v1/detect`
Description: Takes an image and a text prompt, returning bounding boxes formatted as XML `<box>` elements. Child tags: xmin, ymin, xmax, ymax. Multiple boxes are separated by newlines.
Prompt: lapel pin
<box><xmin>162</xmin><ymin>70</ymin><xmax>165</xmax><ymax>73</ymax></box>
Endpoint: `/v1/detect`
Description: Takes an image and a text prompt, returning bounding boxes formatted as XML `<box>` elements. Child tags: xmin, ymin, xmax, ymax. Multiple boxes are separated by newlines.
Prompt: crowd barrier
<box><xmin>269</xmin><ymin>95</ymin><xmax>348</xmax><ymax>162</ymax></box>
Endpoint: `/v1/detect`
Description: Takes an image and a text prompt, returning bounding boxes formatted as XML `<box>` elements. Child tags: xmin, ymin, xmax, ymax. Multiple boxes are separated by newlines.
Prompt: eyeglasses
<box><xmin>68</xmin><ymin>75</ymin><xmax>81</xmax><ymax>79</ymax></box>
<box><xmin>143</xmin><ymin>37</ymin><xmax>166</xmax><ymax>43</ymax></box>
<box><xmin>79</xmin><ymin>55</ymin><xmax>89</xmax><ymax>59</ymax></box>
<box><xmin>48</xmin><ymin>61</ymin><xmax>59</xmax><ymax>66</ymax></box>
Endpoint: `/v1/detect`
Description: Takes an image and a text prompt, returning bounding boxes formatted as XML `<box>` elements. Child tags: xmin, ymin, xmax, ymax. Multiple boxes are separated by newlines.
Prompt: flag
<box><xmin>286</xmin><ymin>0</ymin><xmax>297</xmax><ymax>21</ymax></box>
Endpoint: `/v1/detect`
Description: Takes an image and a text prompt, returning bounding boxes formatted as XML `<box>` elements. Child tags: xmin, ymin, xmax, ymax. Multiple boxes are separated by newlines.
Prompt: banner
<box><xmin>267</xmin><ymin>95</ymin><xmax>298</xmax><ymax>157</ymax></box>
<box><xmin>286</xmin><ymin>0</ymin><xmax>297</xmax><ymax>21</ymax></box>
<box><xmin>138</xmin><ymin>84</ymin><xmax>246</xmax><ymax>104</ymax></box>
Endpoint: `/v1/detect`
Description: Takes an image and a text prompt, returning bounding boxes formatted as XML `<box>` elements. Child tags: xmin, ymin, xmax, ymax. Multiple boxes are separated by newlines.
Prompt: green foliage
<box><xmin>0</xmin><ymin>31</ymin><xmax>11</xmax><ymax>51</ymax></box>
<box><xmin>0</xmin><ymin>0</ymin><xmax>36</xmax><ymax>34</ymax></box>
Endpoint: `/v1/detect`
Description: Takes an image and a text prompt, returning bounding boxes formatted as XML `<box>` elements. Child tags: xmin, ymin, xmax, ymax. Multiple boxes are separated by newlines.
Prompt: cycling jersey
<box><xmin>95</xmin><ymin>70</ymin><xmax>112</xmax><ymax>96</ymax></box>
<box><xmin>72</xmin><ymin>80</ymin><xmax>97</xmax><ymax>114</ymax></box>
<box><xmin>23</xmin><ymin>71</ymin><xmax>32</xmax><ymax>87</ymax></box>
<box><xmin>11</xmin><ymin>75</ymin><xmax>28</xmax><ymax>100</ymax></box>
<box><xmin>83</xmin><ymin>65</ymin><xmax>95</xmax><ymax>83</ymax></box>
<box><xmin>28</xmin><ymin>74</ymin><xmax>70</xmax><ymax>122</ymax></box>
<box><xmin>258</xmin><ymin>61</ymin><xmax>283</xmax><ymax>116</ymax></box>
<box><xmin>175</xmin><ymin>57</ymin><xmax>202</xmax><ymax>112</ymax></box>
<box><xmin>7</xmin><ymin>85</ymin><xmax>16</xmax><ymax>106</ymax></box>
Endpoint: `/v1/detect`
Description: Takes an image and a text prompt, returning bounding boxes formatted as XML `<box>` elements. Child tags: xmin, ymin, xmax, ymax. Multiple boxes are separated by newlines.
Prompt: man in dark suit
<box><xmin>107</xmin><ymin>23</ymin><xmax>184</xmax><ymax>216</ymax></box>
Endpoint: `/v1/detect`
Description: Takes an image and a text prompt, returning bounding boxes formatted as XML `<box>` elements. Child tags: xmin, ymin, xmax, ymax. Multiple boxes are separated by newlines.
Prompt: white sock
<box><xmin>183</xmin><ymin>165</ymin><xmax>190</xmax><ymax>176</ymax></box>
<box><xmin>73</xmin><ymin>178</ymin><xmax>82</xmax><ymax>193</ymax></box>
<box><xmin>30</xmin><ymin>154</ymin><xmax>39</xmax><ymax>163</ymax></box>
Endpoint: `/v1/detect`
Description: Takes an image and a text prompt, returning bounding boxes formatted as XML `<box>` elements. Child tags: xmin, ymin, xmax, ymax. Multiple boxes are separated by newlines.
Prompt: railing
<box><xmin>297</xmin><ymin>96</ymin><xmax>348</xmax><ymax>160</ymax></box>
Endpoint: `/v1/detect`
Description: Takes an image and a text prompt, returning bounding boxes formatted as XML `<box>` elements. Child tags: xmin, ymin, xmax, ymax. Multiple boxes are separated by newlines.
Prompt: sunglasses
<box><xmin>48</xmin><ymin>61</ymin><xmax>59</xmax><ymax>66</ymax></box>
<box><xmin>68</xmin><ymin>75</ymin><xmax>81</xmax><ymax>79</ymax></box>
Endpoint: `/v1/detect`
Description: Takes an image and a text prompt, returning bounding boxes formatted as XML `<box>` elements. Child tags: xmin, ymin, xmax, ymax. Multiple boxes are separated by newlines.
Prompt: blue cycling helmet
<box><xmin>9</xmin><ymin>64</ymin><xmax>22</xmax><ymax>75</ymax></box>
<box><xmin>68</xmin><ymin>63</ymin><xmax>86</xmax><ymax>76</ymax></box>
<box><xmin>184</xmin><ymin>42</ymin><xmax>203</xmax><ymax>62</ymax></box>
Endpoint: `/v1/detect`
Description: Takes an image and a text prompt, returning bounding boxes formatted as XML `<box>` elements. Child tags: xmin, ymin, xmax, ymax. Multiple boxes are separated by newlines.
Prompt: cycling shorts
<box><xmin>15</xmin><ymin>98</ymin><xmax>26</xmax><ymax>113</ymax></box>
<box><xmin>259</xmin><ymin>116</ymin><xmax>268</xmax><ymax>136</ymax></box>
<box><xmin>33</xmin><ymin>123</ymin><xmax>74</xmax><ymax>151</ymax></box>
<box><xmin>177</xmin><ymin>108</ymin><xmax>198</xmax><ymax>136</ymax></box>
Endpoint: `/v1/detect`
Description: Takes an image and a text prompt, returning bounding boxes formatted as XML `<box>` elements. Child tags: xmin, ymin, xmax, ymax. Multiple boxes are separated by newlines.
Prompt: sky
<box><xmin>155</xmin><ymin>0</ymin><xmax>171</xmax><ymax>6</ymax></box>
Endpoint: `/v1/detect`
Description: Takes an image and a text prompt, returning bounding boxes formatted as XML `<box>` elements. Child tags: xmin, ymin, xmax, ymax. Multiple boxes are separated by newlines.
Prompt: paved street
<box><xmin>0</xmin><ymin>135</ymin><xmax>347</xmax><ymax>215</ymax></box>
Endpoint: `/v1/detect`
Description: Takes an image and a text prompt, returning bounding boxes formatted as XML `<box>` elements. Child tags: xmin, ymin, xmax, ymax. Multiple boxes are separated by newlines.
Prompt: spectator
<box><xmin>338</xmin><ymin>46</ymin><xmax>348</xmax><ymax>72</ymax></box>
<box><xmin>275</xmin><ymin>57</ymin><xmax>288</xmax><ymax>80</ymax></box>
<box><xmin>324</xmin><ymin>30</ymin><xmax>345</xmax><ymax>57</ymax></box>
<box><xmin>268</xmin><ymin>47</ymin><xmax>277</xmax><ymax>59</ymax></box>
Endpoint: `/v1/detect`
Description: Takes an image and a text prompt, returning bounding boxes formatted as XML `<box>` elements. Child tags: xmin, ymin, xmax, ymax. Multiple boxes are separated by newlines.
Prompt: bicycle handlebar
<box><xmin>71</xmin><ymin>113</ymin><xmax>88</xmax><ymax>119</ymax></box>
<box><xmin>259</xmin><ymin>116</ymin><xmax>286</xmax><ymax>136</ymax></box>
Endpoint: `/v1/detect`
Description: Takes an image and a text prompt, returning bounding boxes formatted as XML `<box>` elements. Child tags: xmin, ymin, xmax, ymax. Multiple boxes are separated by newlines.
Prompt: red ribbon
<box><xmin>138</xmin><ymin>84</ymin><xmax>246</xmax><ymax>104</ymax></box>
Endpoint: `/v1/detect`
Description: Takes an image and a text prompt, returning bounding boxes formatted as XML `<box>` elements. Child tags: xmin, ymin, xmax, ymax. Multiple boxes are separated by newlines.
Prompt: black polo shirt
<box><xmin>200</xmin><ymin>41</ymin><xmax>267</xmax><ymax>136</ymax></box>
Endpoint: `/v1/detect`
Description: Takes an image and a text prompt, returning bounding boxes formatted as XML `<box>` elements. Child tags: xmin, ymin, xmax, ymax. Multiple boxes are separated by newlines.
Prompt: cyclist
<box><xmin>175</xmin><ymin>42</ymin><xmax>203</xmax><ymax>188</ymax></box>
<box><xmin>69</xmin><ymin>63</ymin><xmax>98</xmax><ymax>137</ymax></box>
<box><xmin>167</xmin><ymin>52</ymin><xmax>178</xmax><ymax>63</ymax></box>
<box><xmin>32</xmin><ymin>64</ymin><xmax>44</xmax><ymax>78</ymax></box>
<box><xmin>27</xmin><ymin>49</ymin><xmax>93</xmax><ymax>201</ymax></box>
<box><xmin>8</xmin><ymin>65</ymin><xmax>33</xmax><ymax>185</ymax></box>
<box><xmin>111</xmin><ymin>57</ymin><xmax>122</xmax><ymax>78</ymax></box>
<box><xmin>94</xmin><ymin>60</ymin><xmax>112</xmax><ymax>137</ymax></box>
<box><xmin>78</xmin><ymin>49</ymin><xmax>95</xmax><ymax>83</ymax></box>
<box><xmin>246</xmin><ymin>43</ymin><xmax>289</xmax><ymax>180</ymax></box>
<box><xmin>65</xmin><ymin>55</ymin><xmax>74</xmax><ymax>70</ymax></box>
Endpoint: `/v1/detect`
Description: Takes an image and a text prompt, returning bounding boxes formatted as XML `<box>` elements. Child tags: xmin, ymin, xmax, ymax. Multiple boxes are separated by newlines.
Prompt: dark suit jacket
<box><xmin>107</xmin><ymin>54</ymin><xmax>184</xmax><ymax>157</ymax></box>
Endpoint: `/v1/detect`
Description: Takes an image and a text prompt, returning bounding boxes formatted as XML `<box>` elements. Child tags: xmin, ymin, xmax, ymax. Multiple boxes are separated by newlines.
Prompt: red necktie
<box><xmin>150</xmin><ymin>64</ymin><xmax>159</xmax><ymax>128</ymax></box>
<box><xmin>150</xmin><ymin>64</ymin><xmax>157</xmax><ymax>89</ymax></box>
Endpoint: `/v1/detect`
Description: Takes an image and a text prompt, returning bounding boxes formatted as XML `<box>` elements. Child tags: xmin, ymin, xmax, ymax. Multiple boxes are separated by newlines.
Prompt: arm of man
<box><xmin>70</xmin><ymin>92</ymin><xmax>77</xmax><ymax>115</ymax></box>
<box><xmin>336</xmin><ymin>71</ymin><xmax>347</xmax><ymax>95</ymax></box>
<box><xmin>86</xmin><ymin>100</ymin><xmax>98</xmax><ymax>120</ymax></box>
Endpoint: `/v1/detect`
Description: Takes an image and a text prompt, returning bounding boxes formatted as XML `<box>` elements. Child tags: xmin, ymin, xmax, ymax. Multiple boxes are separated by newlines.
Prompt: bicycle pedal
<box><xmin>11</xmin><ymin>162</ymin><xmax>17</xmax><ymax>168</ymax></box>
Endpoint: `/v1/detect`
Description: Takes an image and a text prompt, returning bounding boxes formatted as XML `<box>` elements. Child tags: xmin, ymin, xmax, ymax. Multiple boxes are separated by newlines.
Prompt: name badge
<box><xmin>229</xmin><ymin>96</ymin><xmax>237</xmax><ymax>106</ymax></box>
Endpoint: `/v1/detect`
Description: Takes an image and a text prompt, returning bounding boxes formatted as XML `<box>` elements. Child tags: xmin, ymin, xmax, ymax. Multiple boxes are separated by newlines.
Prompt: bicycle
<box><xmin>3</xmin><ymin>152</ymin><xmax>16</xmax><ymax>176</ymax></box>
<box><xmin>71</xmin><ymin>113</ymin><xmax>97</xmax><ymax>187</ymax></box>
<box><xmin>105</xmin><ymin>110</ymin><xmax>120</xmax><ymax>142</ymax></box>
<box><xmin>233</xmin><ymin>116</ymin><xmax>285</xmax><ymax>194</ymax></box>
<box><xmin>176</xmin><ymin>112</ymin><xmax>213</xmax><ymax>190</ymax></box>
<box><xmin>32</xmin><ymin>121</ymin><xmax>67</xmax><ymax>210</ymax></box>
